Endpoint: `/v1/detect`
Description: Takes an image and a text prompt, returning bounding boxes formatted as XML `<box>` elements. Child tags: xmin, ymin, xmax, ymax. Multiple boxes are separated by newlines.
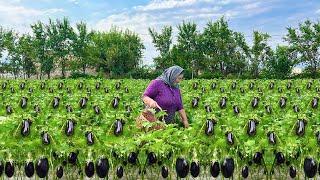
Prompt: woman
<box><xmin>142</xmin><ymin>65</ymin><xmax>189</xmax><ymax>128</ymax></box>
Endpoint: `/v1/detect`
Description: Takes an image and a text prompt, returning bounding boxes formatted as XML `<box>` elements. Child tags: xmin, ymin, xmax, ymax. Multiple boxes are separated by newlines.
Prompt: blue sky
<box><xmin>0</xmin><ymin>0</ymin><xmax>320</xmax><ymax>66</ymax></box>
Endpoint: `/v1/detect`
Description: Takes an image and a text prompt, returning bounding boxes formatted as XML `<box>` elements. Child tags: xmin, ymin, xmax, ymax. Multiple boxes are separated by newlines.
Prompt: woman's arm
<box><xmin>142</xmin><ymin>95</ymin><xmax>162</xmax><ymax>110</ymax></box>
<box><xmin>178</xmin><ymin>109</ymin><xmax>189</xmax><ymax>128</ymax></box>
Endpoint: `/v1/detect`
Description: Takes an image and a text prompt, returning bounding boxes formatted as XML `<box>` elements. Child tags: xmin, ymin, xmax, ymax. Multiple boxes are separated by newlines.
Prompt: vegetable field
<box><xmin>0</xmin><ymin>79</ymin><xmax>319</xmax><ymax>179</ymax></box>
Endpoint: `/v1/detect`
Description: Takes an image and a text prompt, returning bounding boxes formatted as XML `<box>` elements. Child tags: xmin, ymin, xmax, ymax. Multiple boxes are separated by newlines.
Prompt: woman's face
<box><xmin>174</xmin><ymin>74</ymin><xmax>184</xmax><ymax>84</ymax></box>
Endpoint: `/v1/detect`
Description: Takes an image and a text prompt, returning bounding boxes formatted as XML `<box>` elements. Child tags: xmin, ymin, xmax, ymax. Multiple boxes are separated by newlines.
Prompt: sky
<box><xmin>0</xmin><ymin>0</ymin><xmax>320</xmax><ymax>66</ymax></box>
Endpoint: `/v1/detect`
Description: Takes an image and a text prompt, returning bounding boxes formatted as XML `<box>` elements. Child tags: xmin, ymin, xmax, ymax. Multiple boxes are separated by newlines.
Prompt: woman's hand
<box><xmin>142</xmin><ymin>96</ymin><xmax>162</xmax><ymax>110</ymax></box>
<box><xmin>178</xmin><ymin>109</ymin><xmax>189</xmax><ymax>128</ymax></box>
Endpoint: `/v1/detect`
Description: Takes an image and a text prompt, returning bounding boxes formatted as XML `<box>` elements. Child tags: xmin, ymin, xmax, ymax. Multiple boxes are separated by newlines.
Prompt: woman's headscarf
<box><xmin>157</xmin><ymin>65</ymin><xmax>184</xmax><ymax>88</ymax></box>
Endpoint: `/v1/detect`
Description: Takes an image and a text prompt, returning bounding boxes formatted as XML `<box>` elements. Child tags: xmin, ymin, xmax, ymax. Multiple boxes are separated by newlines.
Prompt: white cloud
<box><xmin>316</xmin><ymin>9</ymin><xmax>320</xmax><ymax>14</ymax></box>
<box><xmin>0</xmin><ymin>1</ymin><xmax>64</xmax><ymax>33</ymax></box>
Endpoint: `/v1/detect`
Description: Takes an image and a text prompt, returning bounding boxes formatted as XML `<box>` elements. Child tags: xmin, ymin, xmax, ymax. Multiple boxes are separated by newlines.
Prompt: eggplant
<box><xmin>48</xmin><ymin>88</ymin><xmax>54</xmax><ymax>93</ymax></box>
<box><xmin>211</xmin><ymin>82</ymin><xmax>217</xmax><ymax>90</ymax></box>
<box><xmin>253</xmin><ymin>152</ymin><xmax>263</xmax><ymax>165</ymax></box>
<box><xmin>93</xmin><ymin>105</ymin><xmax>101</xmax><ymax>115</ymax></box>
<box><xmin>210</xmin><ymin>161</ymin><xmax>220</xmax><ymax>177</ymax></box>
<box><xmin>249</xmin><ymin>82</ymin><xmax>254</xmax><ymax>89</ymax></box>
<box><xmin>201</xmin><ymin>87</ymin><xmax>206</xmax><ymax>93</ymax></box>
<box><xmin>115</xmin><ymin>82</ymin><xmax>121</xmax><ymax>90</ymax></box>
<box><xmin>56</xmin><ymin>166</ymin><xmax>63</xmax><ymax>178</ymax></box>
<box><xmin>289</xmin><ymin>166</ymin><xmax>296</xmax><ymax>178</ymax></box>
<box><xmin>104</xmin><ymin>87</ymin><xmax>109</xmax><ymax>93</ymax></box>
<box><xmin>307</xmin><ymin>81</ymin><xmax>312</xmax><ymax>89</ymax></box>
<box><xmin>114</xmin><ymin>120</ymin><xmax>123</xmax><ymax>136</ymax></box>
<box><xmin>79</xmin><ymin>97</ymin><xmax>88</xmax><ymax>109</ymax></box>
<box><xmin>231</xmin><ymin>82</ymin><xmax>237</xmax><ymax>89</ymax></box>
<box><xmin>286</xmin><ymin>82</ymin><xmax>292</xmax><ymax>89</ymax></box>
<box><xmin>66</xmin><ymin>87</ymin><xmax>72</xmax><ymax>94</ymax></box>
<box><xmin>112</xmin><ymin>97</ymin><xmax>120</xmax><ymax>109</ymax></box>
<box><xmin>293</xmin><ymin>105</ymin><xmax>300</xmax><ymax>113</ymax></box>
<box><xmin>219</xmin><ymin>97</ymin><xmax>227</xmax><ymax>109</ymax></box>
<box><xmin>85</xmin><ymin>131</ymin><xmax>94</xmax><ymax>145</ymax></box>
<box><xmin>52</xmin><ymin>97</ymin><xmax>60</xmax><ymax>109</ymax></box>
<box><xmin>251</xmin><ymin>97</ymin><xmax>259</xmax><ymax>108</ymax></box>
<box><xmin>233</xmin><ymin>105</ymin><xmax>240</xmax><ymax>114</ymax></box>
<box><xmin>240</xmin><ymin>87</ymin><xmax>245</xmax><ymax>93</ymax></box>
<box><xmin>65</xmin><ymin>120</ymin><xmax>75</xmax><ymax>136</ymax></box>
<box><xmin>85</xmin><ymin>161</ymin><xmax>95</xmax><ymax>178</ymax></box>
<box><xmin>247</xmin><ymin>120</ymin><xmax>257</xmax><ymax>136</ymax></box>
<box><xmin>58</xmin><ymin>82</ymin><xmax>63</xmax><ymax>89</ymax></box>
<box><xmin>269</xmin><ymin>82</ymin><xmax>274</xmax><ymax>89</ymax></box>
<box><xmin>175</xmin><ymin>157</ymin><xmax>189</xmax><ymax>178</ymax></box>
<box><xmin>5</xmin><ymin>161</ymin><xmax>14</xmax><ymax>177</ymax></box>
<box><xmin>265</xmin><ymin>105</ymin><xmax>272</xmax><ymax>114</ymax></box>
<box><xmin>221</xmin><ymin>157</ymin><xmax>235</xmax><ymax>178</ymax></box>
<box><xmin>278</xmin><ymin>87</ymin><xmax>283</xmax><ymax>93</ymax></box>
<box><xmin>241</xmin><ymin>165</ymin><xmax>249</xmax><ymax>178</ymax></box>
<box><xmin>0</xmin><ymin>161</ymin><xmax>3</xmax><ymax>177</ymax></box>
<box><xmin>311</xmin><ymin>97</ymin><xmax>318</xmax><ymax>109</ymax></box>
<box><xmin>28</xmin><ymin>88</ymin><xmax>33</xmax><ymax>93</ymax></box>
<box><xmin>21</xmin><ymin>119</ymin><xmax>31</xmax><ymax>137</ymax></box>
<box><xmin>6</xmin><ymin>105</ymin><xmax>13</xmax><ymax>114</ymax></box>
<box><xmin>295</xmin><ymin>119</ymin><xmax>305</xmax><ymax>137</ymax></box>
<box><xmin>220</xmin><ymin>87</ymin><xmax>225</xmax><ymax>93</ymax></box>
<box><xmin>20</xmin><ymin>82</ymin><xmax>26</xmax><ymax>89</ymax></box>
<box><xmin>192</xmin><ymin>82</ymin><xmax>198</xmax><ymax>90</ymax></box>
<box><xmin>161</xmin><ymin>166</ymin><xmax>169</xmax><ymax>178</ymax></box>
<box><xmin>36</xmin><ymin>157</ymin><xmax>49</xmax><ymax>178</ymax></box>
<box><xmin>1</xmin><ymin>82</ymin><xmax>6</xmax><ymax>89</ymax></box>
<box><xmin>20</xmin><ymin>96</ymin><xmax>28</xmax><ymax>109</ymax></box>
<box><xmin>316</xmin><ymin>131</ymin><xmax>320</xmax><ymax>145</ymax></box>
<box><xmin>95</xmin><ymin>82</ymin><xmax>101</xmax><ymax>89</ymax></box>
<box><xmin>34</xmin><ymin>105</ymin><xmax>41</xmax><ymax>113</ymax></box>
<box><xmin>147</xmin><ymin>152</ymin><xmax>157</xmax><ymax>165</ymax></box>
<box><xmin>226</xmin><ymin>132</ymin><xmax>234</xmax><ymax>145</ymax></box>
<box><xmin>116</xmin><ymin>166</ymin><xmax>123</xmax><ymax>178</ymax></box>
<box><xmin>191</xmin><ymin>97</ymin><xmax>199</xmax><ymax>108</ymax></box>
<box><xmin>66</xmin><ymin>105</ymin><xmax>73</xmax><ymax>113</ymax></box>
<box><xmin>78</xmin><ymin>82</ymin><xmax>83</xmax><ymax>89</ymax></box>
<box><xmin>128</xmin><ymin>152</ymin><xmax>138</xmax><ymax>165</ymax></box>
<box><xmin>40</xmin><ymin>82</ymin><xmax>45</xmax><ymax>89</ymax></box>
<box><xmin>125</xmin><ymin>87</ymin><xmax>129</xmax><ymax>93</ymax></box>
<box><xmin>41</xmin><ymin>132</ymin><xmax>50</xmax><ymax>145</ymax></box>
<box><xmin>296</xmin><ymin>88</ymin><xmax>300</xmax><ymax>94</ymax></box>
<box><xmin>68</xmin><ymin>152</ymin><xmax>77</xmax><ymax>165</ymax></box>
<box><xmin>268</xmin><ymin>132</ymin><xmax>276</xmax><ymax>145</ymax></box>
<box><xmin>96</xmin><ymin>158</ymin><xmax>109</xmax><ymax>178</ymax></box>
<box><xmin>304</xmin><ymin>157</ymin><xmax>317</xmax><ymax>178</ymax></box>
<box><xmin>205</xmin><ymin>105</ymin><xmax>212</xmax><ymax>113</ymax></box>
<box><xmin>190</xmin><ymin>161</ymin><xmax>200</xmax><ymax>177</ymax></box>
<box><xmin>205</xmin><ymin>119</ymin><xmax>215</xmax><ymax>136</ymax></box>
<box><xmin>24</xmin><ymin>161</ymin><xmax>34</xmax><ymax>178</ymax></box>
<box><xmin>10</xmin><ymin>87</ymin><xmax>15</xmax><ymax>93</ymax></box>
<box><xmin>275</xmin><ymin>152</ymin><xmax>285</xmax><ymax>165</ymax></box>
<box><xmin>279</xmin><ymin>97</ymin><xmax>286</xmax><ymax>108</ymax></box>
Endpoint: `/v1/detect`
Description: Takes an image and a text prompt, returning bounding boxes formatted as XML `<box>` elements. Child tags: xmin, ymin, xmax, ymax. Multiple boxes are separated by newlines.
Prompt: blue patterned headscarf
<box><xmin>157</xmin><ymin>65</ymin><xmax>184</xmax><ymax>88</ymax></box>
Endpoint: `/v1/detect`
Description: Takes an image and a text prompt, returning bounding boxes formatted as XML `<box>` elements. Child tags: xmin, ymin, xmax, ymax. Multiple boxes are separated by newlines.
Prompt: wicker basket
<box><xmin>136</xmin><ymin>109</ymin><xmax>165</xmax><ymax>131</ymax></box>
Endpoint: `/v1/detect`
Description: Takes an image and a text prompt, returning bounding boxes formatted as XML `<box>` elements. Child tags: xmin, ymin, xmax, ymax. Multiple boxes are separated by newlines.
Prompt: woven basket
<box><xmin>136</xmin><ymin>109</ymin><xmax>165</xmax><ymax>131</ymax></box>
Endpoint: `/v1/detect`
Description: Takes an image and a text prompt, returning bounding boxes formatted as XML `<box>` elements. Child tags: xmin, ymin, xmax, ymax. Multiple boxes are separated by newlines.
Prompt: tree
<box><xmin>3</xmin><ymin>30</ymin><xmax>22</xmax><ymax>78</ymax></box>
<box><xmin>46</xmin><ymin>17</ymin><xmax>75</xmax><ymax>78</ymax></box>
<box><xmin>31</xmin><ymin>21</ymin><xmax>54</xmax><ymax>79</ymax></box>
<box><xmin>249</xmin><ymin>31</ymin><xmax>272</xmax><ymax>78</ymax></box>
<box><xmin>17</xmin><ymin>34</ymin><xmax>36</xmax><ymax>78</ymax></box>
<box><xmin>92</xmin><ymin>28</ymin><xmax>144</xmax><ymax>76</ymax></box>
<box><xmin>149</xmin><ymin>26</ymin><xmax>173</xmax><ymax>69</ymax></box>
<box><xmin>265</xmin><ymin>46</ymin><xmax>297</xmax><ymax>79</ymax></box>
<box><xmin>285</xmin><ymin>20</ymin><xmax>320</xmax><ymax>78</ymax></box>
<box><xmin>72</xmin><ymin>22</ymin><xmax>94</xmax><ymax>74</ymax></box>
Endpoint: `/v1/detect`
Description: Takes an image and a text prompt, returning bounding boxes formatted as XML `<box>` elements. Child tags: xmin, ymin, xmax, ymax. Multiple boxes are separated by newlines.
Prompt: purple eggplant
<box><xmin>219</xmin><ymin>97</ymin><xmax>227</xmax><ymax>109</ymax></box>
<box><xmin>311</xmin><ymin>97</ymin><xmax>318</xmax><ymax>109</ymax></box>
<box><xmin>205</xmin><ymin>119</ymin><xmax>216</xmax><ymax>136</ymax></box>
<box><xmin>56</xmin><ymin>166</ymin><xmax>63</xmax><ymax>178</ymax></box>
<box><xmin>36</xmin><ymin>157</ymin><xmax>49</xmax><ymax>178</ymax></box>
<box><xmin>20</xmin><ymin>96</ymin><xmax>28</xmax><ymax>109</ymax></box>
<box><xmin>226</xmin><ymin>132</ymin><xmax>234</xmax><ymax>145</ymax></box>
<box><xmin>241</xmin><ymin>165</ymin><xmax>249</xmax><ymax>178</ymax></box>
<box><xmin>114</xmin><ymin>119</ymin><xmax>123</xmax><ymax>136</ymax></box>
<box><xmin>85</xmin><ymin>131</ymin><xmax>94</xmax><ymax>145</ymax></box>
<box><xmin>65</xmin><ymin>119</ymin><xmax>75</xmax><ymax>136</ymax></box>
<box><xmin>304</xmin><ymin>157</ymin><xmax>317</xmax><ymax>178</ymax></box>
<box><xmin>24</xmin><ymin>161</ymin><xmax>34</xmax><ymax>178</ymax></box>
<box><xmin>5</xmin><ymin>161</ymin><xmax>14</xmax><ymax>177</ymax></box>
<box><xmin>21</xmin><ymin>119</ymin><xmax>31</xmax><ymax>137</ymax></box>
<box><xmin>161</xmin><ymin>166</ymin><xmax>169</xmax><ymax>178</ymax></box>
<box><xmin>96</xmin><ymin>158</ymin><xmax>109</xmax><ymax>178</ymax></box>
<box><xmin>247</xmin><ymin>120</ymin><xmax>257</xmax><ymax>136</ymax></box>
<box><xmin>210</xmin><ymin>161</ymin><xmax>220</xmax><ymax>177</ymax></box>
<box><xmin>79</xmin><ymin>97</ymin><xmax>88</xmax><ymax>109</ymax></box>
<box><xmin>41</xmin><ymin>132</ymin><xmax>50</xmax><ymax>145</ymax></box>
<box><xmin>268</xmin><ymin>132</ymin><xmax>276</xmax><ymax>145</ymax></box>
<box><xmin>85</xmin><ymin>161</ymin><xmax>95</xmax><ymax>177</ymax></box>
<box><xmin>175</xmin><ymin>158</ymin><xmax>189</xmax><ymax>178</ymax></box>
<box><xmin>221</xmin><ymin>157</ymin><xmax>235</xmax><ymax>178</ymax></box>
<box><xmin>296</xmin><ymin>119</ymin><xmax>305</xmax><ymax>137</ymax></box>
<box><xmin>52</xmin><ymin>97</ymin><xmax>60</xmax><ymax>109</ymax></box>
<box><xmin>190</xmin><ymin>161</ymin><xmax>200</xmax><ymax>177</ymax></box>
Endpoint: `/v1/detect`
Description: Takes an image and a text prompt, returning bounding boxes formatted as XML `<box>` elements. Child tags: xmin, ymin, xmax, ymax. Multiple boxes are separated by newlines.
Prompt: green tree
<box><xmin>249</xmin><ymin>31</ymin><xmax>272</xmax><ymax>78</ymax></box>
<box><xmin>72</xmin><ymin>22</ymin><xmax>94</xmax><ymax>74</ymax></box>
<box><xmin>265</xmin><ymin>46</ymin><xmax>297</xmax><ymax>79</ymax></box>
<box><xmin>46</xmin><ymin>17</ymin><xmax>75</xmax><ymax>78</ymax></box>
<box><xmin>285</xmin><ymin>20</ymin><xmax>320</xmax><ymax>77</ymax></box>
<box><xmin>31</xmin><ymin>21</ymin><xmax>54</xmax><ymax>79</ymax></box>
<box><xmin>149</xmin><ymin>26</ymin><xmax>173</xmax><ymax>69</ymax></box>
<box><xmin>17</xmin><ymin>34</ymin><xmax>36</xmax><ymax>78</ymax></box>
<box><xmin>3</xmin><ymin>30</ymin><xmax>21</xmax><ymax>78</ymax></box>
